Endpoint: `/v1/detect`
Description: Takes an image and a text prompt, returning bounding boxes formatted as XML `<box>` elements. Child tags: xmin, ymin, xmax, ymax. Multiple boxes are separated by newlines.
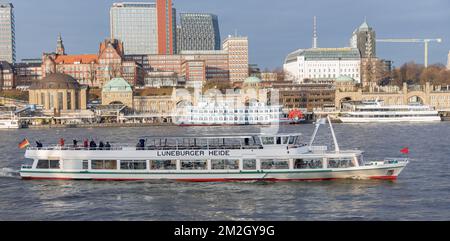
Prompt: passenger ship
<box><xmin>176</xmin><ymin>100</ymin><xmax>285</xmax><ymax>126</ymax></box>
<box><xmin>19</xmin><ymin>117</ymin><xmax>409</xmax><ymax>181</ymax></box>
<box><xmin>339</xmin><ymin>100</ymin><xmax>441</xmax><ymax>123</ymax></box>
<box><xmin>0</xmin><ymin>113</ymin><xmax>24</xmax><ymax>129</ymax></box>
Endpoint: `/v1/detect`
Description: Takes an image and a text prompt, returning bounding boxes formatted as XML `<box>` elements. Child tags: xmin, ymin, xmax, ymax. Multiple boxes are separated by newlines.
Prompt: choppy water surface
<box><xmin>0</xmin><ymin>123</ymin><xmax>449</xmax><ymax>220</ymax></box>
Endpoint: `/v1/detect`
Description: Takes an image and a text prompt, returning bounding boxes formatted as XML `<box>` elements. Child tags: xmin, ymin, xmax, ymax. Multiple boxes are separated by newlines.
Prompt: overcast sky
<box><xmin>5</xmin><ymin>0</ymin><xmax>450</xmax><ymax>69</ymax></box>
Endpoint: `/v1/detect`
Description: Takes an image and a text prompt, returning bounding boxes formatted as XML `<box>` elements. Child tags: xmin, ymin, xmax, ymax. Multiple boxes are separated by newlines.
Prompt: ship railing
<box><xmin>28</xmin><ymin>146</ymin><xmax>124</xmax><ymax>151</ymax></box>
<box><xmin>136</xmin><ymin>144</ymin><xmax>263</xmax><ymax>150</ymax></box>
<box><xmin>383</xmin><ymin>158</ymin><xmax>409</xmax><ymax>164</ymax></box>
<box><xmin>365</xmin><ymin>158</ymin><xmax>409</xmax><ymax>166</ymax></box>
<box><xmin>27</xmin><ymin>144</ymin><xmax>265</xmax><ymax>151</ymax></box>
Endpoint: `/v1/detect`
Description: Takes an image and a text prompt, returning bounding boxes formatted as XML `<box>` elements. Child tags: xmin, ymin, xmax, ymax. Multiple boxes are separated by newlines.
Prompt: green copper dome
<box><xmin>336</xmin><ymin>75</ymin><xmax>355</xmax><ymax>82</ymax></box>
<box><xmin>244</xmin><ymin>76</ymin><xmax>262</xmax><ymax>84</ymax></box>
<box><xmin>102</xmin><ymin>78</ymin><xmax>132</xmax><ymax>92</ymax></box>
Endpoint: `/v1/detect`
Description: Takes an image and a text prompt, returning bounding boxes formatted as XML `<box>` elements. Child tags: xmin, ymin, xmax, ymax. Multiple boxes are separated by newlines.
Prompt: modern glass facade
<box><xmin>178</xmin><ymin>13</ymin><xmax>221</xmax><ymax>51</ymax></box>
<box><xmin>0</xmin><ymin>3</ymin><xmax>15</xmax><ymax>63</ymax></box>
<box><xmin>110</xmin><ymin>2</ymin><xmax>158</xmax><ymax>55</ymax></box>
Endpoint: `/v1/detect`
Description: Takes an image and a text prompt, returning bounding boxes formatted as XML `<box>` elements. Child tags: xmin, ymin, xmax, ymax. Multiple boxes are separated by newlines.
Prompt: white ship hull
<box><xmin>340</xmin><ymin>100</ymin><xmax>441</xmax><ymax>123</ymax></box>
<box><xmin>0</xmin><ymin>120</ymin><xmax>22</xmax><ymax>129</ymax></box>
<box><xmin>339</xmin><ymin>116</ymin><xmax>442</xmax><ymax>123</ymax></box>
<box><xmin>20</xmin><ymin>164</ymin><xmax>406</xmax><ymax>181</ymax></box>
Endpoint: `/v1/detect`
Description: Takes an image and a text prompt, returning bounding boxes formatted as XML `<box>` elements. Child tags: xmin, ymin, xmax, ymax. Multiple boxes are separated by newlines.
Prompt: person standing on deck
<box><xmin>83</xmin><ymin>139</ymin><xmax>89</xmax><ymax>149</ymax></box>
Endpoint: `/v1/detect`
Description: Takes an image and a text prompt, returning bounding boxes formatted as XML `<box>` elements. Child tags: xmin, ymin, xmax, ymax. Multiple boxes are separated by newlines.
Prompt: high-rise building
<box><xmin>110</xmin><ymin>2</ymin><xmax>158</xmax><ymax>55</ymax></box>
<box><xmin>178</xmin><ymin>13</ymin><xmax>221</xmax><ymax>51</ymax></box>
<box><xmin>223</xmin><ymin>36</ymin><xmax>249</xmax><ymax>83</ymax></box>
<box><xmin>0</xmin><ymin>3</ymin><xmax>15</xmax><ymax>63</ymax></box>
<box><xmin>350</xmin><ymin>20</ymin><xmax>376</xmax><ymax>58</ymax></box>
<box><xmin>156</xmin><ymin>0</ymin><xmax>176</xmax><ymax>55</ymax></box>
<box><xmin>125</xmin><ymin>50</ymin><xmax>230</xmax><ymax>83</ymax></box>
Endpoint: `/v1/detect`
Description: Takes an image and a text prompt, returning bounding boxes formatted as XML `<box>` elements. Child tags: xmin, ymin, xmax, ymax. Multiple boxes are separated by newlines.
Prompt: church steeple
<box><xmin>56</xmin><ymin>33</ymin><xmax>65</xmax><ymax>55</ymax></box>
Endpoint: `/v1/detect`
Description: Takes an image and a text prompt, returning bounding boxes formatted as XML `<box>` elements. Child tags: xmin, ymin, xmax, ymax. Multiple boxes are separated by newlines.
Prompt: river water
<box><xmin>0</xmin><ymin>123</ymin><xmax>449</xmax><ymax>220</ymax></box>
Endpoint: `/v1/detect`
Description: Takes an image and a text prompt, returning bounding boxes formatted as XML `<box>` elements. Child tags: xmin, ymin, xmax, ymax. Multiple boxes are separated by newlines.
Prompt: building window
<box><xmin>67</xmin><ymin>92</ymin><xmax>72</xmax><ymax>110</ymax></box>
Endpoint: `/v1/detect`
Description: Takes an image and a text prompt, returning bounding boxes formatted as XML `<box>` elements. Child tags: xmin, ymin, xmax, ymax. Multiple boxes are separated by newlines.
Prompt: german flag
<box><xmin>18</xmin><ymin>138</ymin><xmax>30</xmax><ymax>149</ymax></box>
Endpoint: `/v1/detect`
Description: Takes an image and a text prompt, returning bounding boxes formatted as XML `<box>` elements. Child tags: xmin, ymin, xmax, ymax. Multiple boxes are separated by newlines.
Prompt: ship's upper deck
<box><xmin>26</xmin><ymin>133</ymin><xmax>307</xmax><ymax>151</ymax></box>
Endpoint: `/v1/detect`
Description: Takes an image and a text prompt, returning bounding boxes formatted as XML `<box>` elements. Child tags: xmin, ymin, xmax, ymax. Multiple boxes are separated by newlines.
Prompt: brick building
<box><xmin>42</xmin><ymin>37</ymin><xmax>144</xmax><ymax>88</ymax></box>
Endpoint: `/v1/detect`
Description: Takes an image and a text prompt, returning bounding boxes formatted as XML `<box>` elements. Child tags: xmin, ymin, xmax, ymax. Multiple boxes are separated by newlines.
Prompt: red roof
<box><xmin>55</xmin><ymin>54</ymin><xmax>98</xmax><ymax>64</ymax></box>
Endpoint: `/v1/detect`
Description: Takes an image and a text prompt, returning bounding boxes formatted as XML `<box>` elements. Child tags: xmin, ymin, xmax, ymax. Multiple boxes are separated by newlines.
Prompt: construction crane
<box><xmin>376</xmin><ymin>38</ymin><xmax>443</xmax><ymax>67</ymax></box>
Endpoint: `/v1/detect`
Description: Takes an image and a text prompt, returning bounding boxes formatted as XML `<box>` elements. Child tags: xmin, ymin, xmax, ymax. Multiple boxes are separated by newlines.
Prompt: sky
<box><xmin>4</xmin><ymin>0</ymin><xmax>450</xmax><ymax>69</ymax></box>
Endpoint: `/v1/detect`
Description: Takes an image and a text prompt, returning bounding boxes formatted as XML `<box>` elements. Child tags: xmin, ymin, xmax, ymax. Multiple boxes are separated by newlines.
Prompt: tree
<box><xmin>388</xmin><ymin>61</ymin><xmax>450</xmax><ymax>87</ymax></box>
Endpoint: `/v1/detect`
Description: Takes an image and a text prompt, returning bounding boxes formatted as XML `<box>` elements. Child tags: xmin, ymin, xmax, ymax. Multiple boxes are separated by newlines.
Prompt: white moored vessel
<box><xmin>19</xmin><ymin>117</ymin><xmax>409</xmax><ymax>182</ymax></box>
<box><xmin>339</xmin><ymin>100</ymin><xmax>441</xmax><ymax>123</ymax></box>
<box><xmin>0</xmin><ymin>112</ymin><xmax>23</xmax><ymax>129</ymax></box>
<box><xmin>176</xmin><ymin>100</ymin><xmax>284</xmax><ymax>126</ymax></box>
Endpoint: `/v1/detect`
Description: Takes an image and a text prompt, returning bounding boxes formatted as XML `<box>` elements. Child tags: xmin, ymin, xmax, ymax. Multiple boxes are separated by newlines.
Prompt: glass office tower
<box><xmin>0</xmin><ymin>3</ymin><xmax>15</xmax><ymax>63</ymax></box>
<box><xmin>179</xmin><ymin>13</ymin><xmax>221</xmax><ymax>51</ymax></box>
<box><xmin>110</xmin><ymin>2</ymin><xmax>158</xmax><ymax>55</ymax></box>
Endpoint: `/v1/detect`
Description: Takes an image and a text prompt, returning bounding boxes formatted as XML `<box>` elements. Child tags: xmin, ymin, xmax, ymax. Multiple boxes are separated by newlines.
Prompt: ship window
<box><xmin>261</xmin><ymin>159</ymin><xmax>289</xmax><ymax>170</ymax></box>
<box><xmin>82</xmin><ymin>160</ymin><xmax>89</xmax><ymax>170</ymax></box>
<box><xmin>150</xmin><ymin>160</ymin><xmax>176</xmax><ymax>170</ymax></box>
<box><xmin>181</xmin><ymin>160</ymin><xmax>207</xmax><ymax>170</ymax></box>
<box><xmin>357</xmin><ymin>156</ymin><xmax>364</xmax><ymax>166</ymax></box>
<box><xmin>294</xmin><ymin>159</ymin><xmax>323</xmax><ymax>169</ymax></box>
<box><xmin>211</xmin><ymin>160</ymin><xmax>239</xmax><ymax>170</ymax></box>
<box><xmin>276</xmin><ymin>137</ymin><xmax>282</xmax><ymax>144</ymax></box>
<box><xmin>91</xmin><ymin>160</ymin><xmax>117</xmax><ymax>170</ymax></box>
<box><xmin>327</xmin><ymin>158</ymin><xmax>355</xmax><ymax>168</ymax></box>
<box><xmin>120</xmin><ymin>160</ymin><xmax>147</xmax><ymax>170</ymax></box>
<box><xmin>261</xmin><ymin>137</ymin><xmax>275</xmax><ymax>145</ymax></box>
<box><xmin>36</xmin><ymin>160</ymin><xmax>60</xmax><ymax>169</ymax></box>
<box><xmin>288</xmin><ymin>136</ymin><xmax>296</xmax><ymax>144</ymax></box>
<box><xmin>243</xmin><ymin>159</ymin><xmax>256</xmax><ymax>170</ymax></box>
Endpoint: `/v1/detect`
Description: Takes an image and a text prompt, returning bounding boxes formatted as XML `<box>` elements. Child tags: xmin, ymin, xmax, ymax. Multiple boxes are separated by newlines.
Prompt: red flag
<box><xmin>400</xmin><ymin>148</ymin><xmax>409</xmax><ymax>155</ymax></box>
<box><xmin>18</xmin><ymin>139</ymin><xmax>30</xmax><ymax>149</ymax></box>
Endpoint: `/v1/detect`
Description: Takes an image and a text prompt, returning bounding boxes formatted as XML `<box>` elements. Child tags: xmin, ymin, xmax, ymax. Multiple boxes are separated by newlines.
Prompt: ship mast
<box><xmin>327</xmin><ymin>116</ymin><xmax>340</xmax><ymax>153</ymax></box>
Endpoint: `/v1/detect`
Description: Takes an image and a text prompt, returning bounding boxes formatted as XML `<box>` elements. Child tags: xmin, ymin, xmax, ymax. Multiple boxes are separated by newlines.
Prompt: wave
<box><xmin>0</xmin><ymin>168</ymin><xmax>20</xmax><ymax>178</ymax></box>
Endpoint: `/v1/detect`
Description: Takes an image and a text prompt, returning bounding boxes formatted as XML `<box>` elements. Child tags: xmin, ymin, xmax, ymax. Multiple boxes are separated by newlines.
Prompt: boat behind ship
<box><xmin>339</xmin><ymin>100</ymin><xmax>441</xmax><ymax>123</ymax></box>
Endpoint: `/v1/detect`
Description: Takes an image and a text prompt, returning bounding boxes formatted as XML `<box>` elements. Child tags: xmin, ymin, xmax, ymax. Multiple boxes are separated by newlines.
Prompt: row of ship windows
<box><xmin>354</xmin><ymin>108</ymin><xmax>433</xmax><ymax>112</ymax></box>
<box><xmin>191</xmin><ymin>109</ymin><xmax>279</xmax><ymax>113</ymax></box>
<box><xmin>190</xmin><ymin>116</ymin><xmax>279</xmax><ymax>121</ymax></box>
<box><xmin>35</xmin><ymin>158</ymin><xmax>358</xmax><ymax>171</ymax></box>
<box><xmin>344</xmin><ymin>114</ymin><xmax>438</xmax><ymax>118</ymax></box>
